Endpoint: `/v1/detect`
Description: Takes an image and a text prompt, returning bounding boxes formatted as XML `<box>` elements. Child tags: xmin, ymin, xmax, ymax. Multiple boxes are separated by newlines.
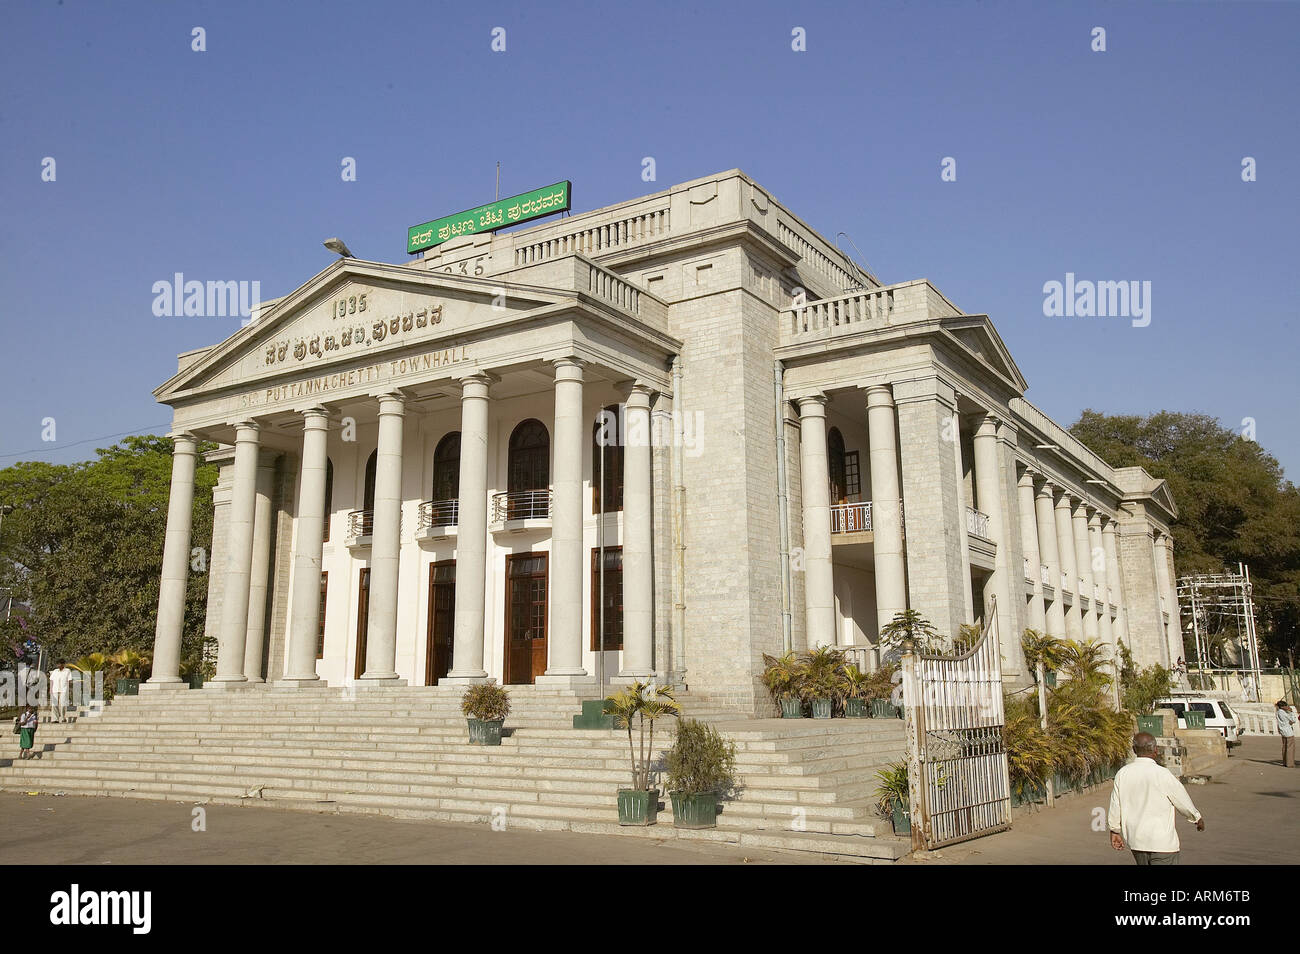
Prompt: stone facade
<box><xmin>150</xmin><ymin>169</ymin><xmax>1180</xmax><ymax>712</ymax></box>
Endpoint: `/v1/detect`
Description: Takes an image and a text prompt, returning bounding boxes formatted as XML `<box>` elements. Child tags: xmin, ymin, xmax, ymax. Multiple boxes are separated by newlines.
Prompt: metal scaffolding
<box><xmin>1178</xmin><ymin>563</ymin><xmax>1263</xmax><ymax>701</ymax></box>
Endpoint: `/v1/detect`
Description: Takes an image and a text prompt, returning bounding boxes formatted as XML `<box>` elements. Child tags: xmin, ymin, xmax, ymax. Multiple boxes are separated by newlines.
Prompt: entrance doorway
<box><xmin>504</xmin><ymin>552</ymin><xmax>548</xmax><ymax>684</ymax></box>
<box><xmin>426</xmin><ymin>561</ymin><xmax>455</xmax><ymax>685</ymax></box>
<box><xmin>354</xmin><ymin>567</ymin><xmax>370</xmax><ymax>680</ymax></box>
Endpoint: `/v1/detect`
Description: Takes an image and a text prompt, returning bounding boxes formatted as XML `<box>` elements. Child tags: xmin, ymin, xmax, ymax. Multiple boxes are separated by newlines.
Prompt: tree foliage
<box><xmin>0</xmin><ymin>435</ymin><xmax>218</xmax><ymax>665</ymax></box>
<box><xmin>1070</xmin><ymin>410</ymin><xmax>1300</xmax><ymax>661</ymax></box>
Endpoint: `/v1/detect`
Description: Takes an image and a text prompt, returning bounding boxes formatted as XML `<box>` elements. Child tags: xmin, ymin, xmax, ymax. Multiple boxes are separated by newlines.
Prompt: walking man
<box><xmin>1277</xmin><ymin>699</ymin><xmax>1297</xmax><ymax>767</ymax></box>
<box><xmin>49</xmin><ymin>660</ymin><xmax>73</xmax><ymax>724</ymax></box>
<box><xmin>1108</xmin><ymin>732</ymin><xmax>1204</xmax><ymax>865</ymax></box>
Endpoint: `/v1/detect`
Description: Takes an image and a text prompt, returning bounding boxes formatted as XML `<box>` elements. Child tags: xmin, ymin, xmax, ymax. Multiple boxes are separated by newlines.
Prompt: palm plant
<box><xmin>841</xmin><ymin>663</ymin><xmax>870</xmax><ymax>700</ymax></box>
<box><xmin>1021</xmin><ymin>629</ymin><xmax>1068</xmax><ymax>679</ymax></box>
<box><xmin>113</xmin><ymin>649</ymin><xmax>152</xmax><ymax>680</ymax></box>
<box><xmin>607</xmin><ymin>681</ymin><xmax>680</xmax><ymax>790</ymax></box>
<box><xmin>760</xmin><ymin>651</ymin><xmax>807</xmax><ymax>703</ymax></box>
<box><xmin>872</xmin><ymin>762</ymin><xmax>910</xmax><ymax>816</ymax></box>
<box><xmin>1058</xmin><ymin>639</ymin><xmax>1111</xmax><ymax>689</ymax></box>
<box><xmin>802</xmin><ymin>645</ymin><xmax>846</xmax><ymax>702</ymax></box>
<box><xmin>879</xmin><ymin>610</ymin><xmax>941</xmax><ymax>654</ymax></box>
<box><xmin>71</xmin><ymin>653</ymin><xmax>112</xmax><ymax>675</ymax></box>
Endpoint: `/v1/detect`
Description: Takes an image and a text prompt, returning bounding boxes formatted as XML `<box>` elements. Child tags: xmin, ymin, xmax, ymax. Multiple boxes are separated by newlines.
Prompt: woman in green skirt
<box><xmin>17</xmin><ymin>703</ymin><xmax>38</xmax><ymax>759</ymax></box>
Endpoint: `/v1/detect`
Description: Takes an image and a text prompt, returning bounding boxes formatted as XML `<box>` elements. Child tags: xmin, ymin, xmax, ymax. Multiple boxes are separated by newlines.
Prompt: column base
<box><xmin>273</xmin><ymin>676</ymin><xmax>327</xmax><ymax>688</ymax></box>
<box><xmin>535</xmin><ymin>673</ymin><xmax>597</xmax><ymax>689</ymax></box>
<box><xmin>354</xmin><ymin>674</ymin><xmax>407</xmax><ymax>687</ymax></box>
<box><xmin>441</xmin><ymin>672</ymin><xmax>488</xmax><ymax>686</ymax></box>
<box><xmin>140</xmin><ymin>679</ymin><xmax>190</xmax><ymax>693</ymax></box>
<box><xmin>609</xmin><ymin>670</ymin><xmax>659</xmax><ymax>687</ymax></box>
<box><xmin>202</xmin><ymin>678</ymin><xmax>255</xmax><ymax>690</ymax></box>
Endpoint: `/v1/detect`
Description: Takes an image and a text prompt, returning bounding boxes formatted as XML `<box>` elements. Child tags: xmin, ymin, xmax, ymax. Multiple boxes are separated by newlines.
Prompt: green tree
<box><xmin>0</xmin><ymin>436</ymin><xmax>217</xmax><ymax>664</ymax></box>
<box><xmin>1070</xmin><ymin>410</ymin><xmax>1300</xmax><ymax>661</ymax></box>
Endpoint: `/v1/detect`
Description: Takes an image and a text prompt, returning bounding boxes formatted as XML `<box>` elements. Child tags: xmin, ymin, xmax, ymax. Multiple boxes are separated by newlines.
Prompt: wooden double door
<box><xmin>426</xmin><ymin>561</ymin><xmax>455</xmax><ymax>685</ymax></box>
<box><xmin>504</xmin><ymin>552</ymin><xmax>548</xmax><ymax>685</ymax></box>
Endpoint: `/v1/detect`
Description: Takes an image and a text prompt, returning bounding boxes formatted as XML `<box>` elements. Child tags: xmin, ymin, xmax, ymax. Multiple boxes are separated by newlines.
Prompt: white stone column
<box><xmin>241</xmin><ymin>458</ymin><xmax>277</xmax><ymax>682</ymax></box>
<box><xmin>797</xmin><ymin>395</ymin><xmax>835</xmax><ymax>649</ymax></box>
<box><xmin>1054</xmin><ymin>491</ymin><xmax>1082</xmax><ymax>641</ymax></box>
<box><xmin>617</xmin><ymin>383</ymin><xmax>654</xmax><ymax>678</ymax></box>
<box><xmin>1154</xmin><ymin>532</ymin><xmax>1181</xmax><ymax>666</ymax></box>
<box><xmin>542</xmin><ymin>358</ymin><xmax>591</xmax><ymax>682</ymax></box>
<box><xmin>1072</xmin><ymin>501</ymin><xmax>1098</xmax><ymax>642</ymax></box>
<box><xmin>951</xmin><ymin>411</ymin><xmax>974</xmax><ymax>622</ymax></box>
<box><xmin>361</xmin><ymin>392</ymin><xmax>405</xmax><ymax>683</ymax></box>
<box><xmin>447</xmin><ymin>374</ymin><xmax>492</xmax><ymax>683</ymax></box>
<box><xmin>867</xmin><ymin>385</ymin><xmax>907</xmax><ymax>633</ymax></box>
<box><xmin>211</xmin><ymin>422</ymin><xmax>261</xmax><ymax>685</ymax></box>
<box><xmin>146</xmin><ymin>433</ymin><xmax>199</xmax><ymax>689</ymax></box>
<box><xmin>1018</xmin><ymin>469</ymin><xmax>1046</xmax><ymax>633</ymax></box>
<box><xmin>280</xmin><ymin>407</ymin><xmax>330</xmax><ymax>685</ymax></box>
<box><xmin>973</xmin><ymin>415</ymin><xmax>1015</xmax><ymax>650</ymax></box>
<box><xmin>1103</xmin><ymin>517</ymin><xmax>1129</xmax><ymax>652</ymax></box>
<box><xmin>1035</xmin><ymin>480</ymin><xmax>1066</xmax><ymax>638</ymax></box>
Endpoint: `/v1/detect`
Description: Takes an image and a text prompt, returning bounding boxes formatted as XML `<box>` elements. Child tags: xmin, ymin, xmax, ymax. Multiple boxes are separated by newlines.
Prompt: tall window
<box><xmin>363</xmin><ymin>450</ymin><xmax>377</xmax><ymax>511</ymax></box>
<box><xmin>322</xmin><ymin>458</ymin><xmax>334</xmax><ymax>542</ymax></box>
<box><xmin>828</xmin><ymin>427</ymin><xmax>847</xmax><ymax>502</ymax></box>
<box><xmin>432</xmin><ymin>432</ymin><xmax>460</xmax><ymax>501</ymax></box>
<box><xmin>844</xmin><ymin>450</ymin><xmax>861</xmax><ymax>500</ymax></box>
<box><xmin>592</xmin><ymin>405</ymin><xmax>624</xmax><ymax>513</ymax></box>
<box><xmin>507</xmin><ymin>419</ymin><xmax>550</xmax><ymax>492</ymax></box>
<box><xmin>590</xmin><ymin>546</ymin><xmax>624</xmax><ymax>650</ymax></box>
<box><xmin>317</xmin><ymin>572</ymin><xmax>328</xmax><ymax>659</ymax></box>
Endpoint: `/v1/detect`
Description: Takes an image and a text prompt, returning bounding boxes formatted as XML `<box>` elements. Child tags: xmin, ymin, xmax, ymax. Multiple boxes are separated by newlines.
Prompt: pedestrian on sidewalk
<box><xmin>1276</xmin><ymin>699</ymin><xmax>1297</xmax><ymax>767</ymax></box>
<box><xmin>16</xmin><ymin>703</ymin><xmax>39</xmax><ymax>760</ymax></box>
<box><xmin>1108</xmin><ymin>732</ymin><xmax>1204</xmax><ymax>865</ymax></box>
<box><xmin>49</xmin><ymin>660</ymin><xmax>73</xmax><ymax>724</ymax></box>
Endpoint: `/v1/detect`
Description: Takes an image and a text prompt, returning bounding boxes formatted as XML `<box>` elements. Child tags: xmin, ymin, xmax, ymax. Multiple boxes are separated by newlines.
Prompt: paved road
<box><xmin>0</xmin><ymin>794</ymin><xmax>836</xmax><ymax>865</ymax></box>
<box><xmin>905</xmin><ymin>736</ymin><xmax>1299</xmax><ymax>865</ymax></box>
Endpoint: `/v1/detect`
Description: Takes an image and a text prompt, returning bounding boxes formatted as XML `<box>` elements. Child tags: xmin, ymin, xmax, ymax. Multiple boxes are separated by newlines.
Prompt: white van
<box><xmin>1155</xmin><ymin>695</ymin><xmax>1240</xmax><ymax>748</ymax></box>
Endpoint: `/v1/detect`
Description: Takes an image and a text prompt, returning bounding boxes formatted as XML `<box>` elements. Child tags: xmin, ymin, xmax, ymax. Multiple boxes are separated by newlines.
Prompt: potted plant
<box><xmin>866</xmin><ymin>662</ymin><xmax>900</xmax><ymax>718</ymax></box>
<box><xmin>460</xmin><ymin>683</ymin><xmax>511</xmax><ymax>745</ymax></box>
<box><xmin>112</xmin><ymin>649</ymin><xmax>151</xmax><ymax>696</ymax></box>
<box><xmin>873</xmin><ymin>762</ymin><xmax>911</xmax><ymax>835</ymax></box>
<box><xmin>841</xmin><ymin>663</ymin><xmax>870</xmax><ymax>718</ymax></box>
<box><xmin>607</xmin><ymin>681</ymin><xmax>680</xmax><ymax>825</ymax></box>
<box><xmin>804</xmin><ymin>645</ymin><xmax>845</xmax><ymax>718</ymax></box>
<box><xmin>665</xmin><ymin>719</ymin><xmax>737</xmax><ymax>829</ymax></box>
<box><xmin>760</xmin><ymin>651</ymin><xmax>806</xmax><ymax>718</ymax></box>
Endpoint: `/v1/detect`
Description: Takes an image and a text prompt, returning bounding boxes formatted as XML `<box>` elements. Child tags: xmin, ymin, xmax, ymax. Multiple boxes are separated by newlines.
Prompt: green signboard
<box><xmin>407</xmin><ymin>181</ymin><xmax>572</xmax><ymax>254</ymax></box>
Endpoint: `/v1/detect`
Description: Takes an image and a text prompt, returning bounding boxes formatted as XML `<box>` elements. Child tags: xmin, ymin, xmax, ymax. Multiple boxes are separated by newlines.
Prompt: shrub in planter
<box><xmin>665</xmin><ymin>719</ymin><xmax>737</xmax><ymax>829</ymax></box>
<box><xmin>607</xmin><ymin>681</ymin><xmax>679</xmax><ymax>825</ymax></box>
<box><xmin>804</xmin><ymin>645</ymin><xmax>845</xmax><ymax>718</ymax></box>
<box><xmin>761</xmin><ymin>651</ymin><xmax>807</xmax><ymax>718</ymax></box>
<box><xmin>873</xmin><ymin>762</ymin><xmax>910</xmax><ymax>835</ymax></box>
<box><xmin>460</xmin><ymin>683</ymin><xmax>511</xmax><ymax>745</ymax></box>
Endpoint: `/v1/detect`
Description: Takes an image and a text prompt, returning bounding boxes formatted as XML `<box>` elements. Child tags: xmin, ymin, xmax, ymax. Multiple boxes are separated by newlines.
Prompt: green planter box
<box><xmin>891</xmin><ymin>797</ymin><xmax>911</xmax><ymax>835</ymax></box>
<box><xmin>811</xmin><ymin>697</ymin><xmax>833</xmax><ymax>719</ymax></box>
<box><xmin>870</xmin><ymin>699</ymin><xmax>897</xmax><ymax>719</ymax></box>
<box><xmin>670</xmin><ymin>791</ymin><xmax>718</xmax><ymax>829</ymax></box>
<box><xmin>844</xmin><ymin>698</ymin><xmax>866</xmax><ymax>718</ymax></box>
<box><xmin>1184</xmin><ymin>710</ymin><xmax>1206</xmax><ymax>729</ymax></box>
<box><xmin>186</xmin><ymin>673</ymin><xmax>205</xmax><ymax>689</ymax></box>
<box><xmin>467</xmin><ymin>718</ymin><xmax>504</xmax><ymax>746</ymax></box>
<box><xmin>115</xmin><ymin>678</ymin><xmax>140</xmax><ymax>696</ymax></box>
<box><xmin>779</xmin><ymin>698</ymin><xmax>803</xmax><ymax>719</ymax></box>
<box><xmin>1044</xmin><ymin>671</ymin><xmax>1057</xmax><ymax>688</ymax></box>
<box><xmin>617</xmin><ymin>788</ymin><xmax>658</xmax><ymax>826</ymax></box>
<box><xmin>1137</xmin><ymin>714</ymin><xmax>1164</xmax><ymax>737</ymax></box>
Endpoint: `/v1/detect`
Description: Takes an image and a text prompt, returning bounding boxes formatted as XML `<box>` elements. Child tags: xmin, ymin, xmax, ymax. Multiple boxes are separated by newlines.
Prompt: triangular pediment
<box><xmin>156</xmin><ymin>259</ymin><xmax>572</xmax><ymax>402</ymax></box>
<box><xmin>941</xmin><ymin>315</ymin><xmax>1028</xmax><ymax>393</ymax></box>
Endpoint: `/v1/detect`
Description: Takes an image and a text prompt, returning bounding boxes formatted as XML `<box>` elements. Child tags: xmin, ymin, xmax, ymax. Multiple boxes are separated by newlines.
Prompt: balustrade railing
<box><xmin>417</xmin><ymin>499</ymin><xmax>459</xmax><ymax>532</ymax></box>
<box><xmin>492</xmin><ymin>490</ymin><xmax>552</xmax><ymax>523</ymax></box>
<box><xmin>830</xmin><ymin>501</ymin><xmax>872</xmax><ymax>534</ymax></box>
<box><xmin>1040</xmin><ymin>564</ymin><xmax>1051</xmax><ymax>586</ymax></box>
<box><xmin>965</xmin><ymin>507</ymin><xmax>991</xmax><ymax>539</ymax></box>
<box><xmin>346</xmin><ymin>509</ymin><xmax>373</xmax><ymax>540</ymax></box>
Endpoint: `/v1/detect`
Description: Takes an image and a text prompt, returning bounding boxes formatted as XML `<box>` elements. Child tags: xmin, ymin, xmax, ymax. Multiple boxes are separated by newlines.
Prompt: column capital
<box><xmin>458</xmin><ymin>371</ymin><xmax>497</xmax><ymax>398</ymax></box>
<box><xmin>374</xmin><ymin>391</ymin><xmax>408</xmax><ymax>416</ymax></box>
<box><xmin>1054</xmin><ymin>489</ymin><xmax>1074</xmax><ymax>509</ymax></box>
<box><xmin>614</xmin><ymin>378</ymin><xmax>656</xmax><ymax>402</ymax></box>
<box><xmin>301</xmin><ymin>405</ymin><xmax>331</xmax><ymax>429</ymax></box>
<box><xmin>974</xmin><ymin>413</ymin><xmax>1000</xmax><ymax>439</ymax></box>
<box><xmin>864</xmin><ymin>383</ymin><xmax>896</xmax><ymax>408</ymax></box>
<box><xmin>168</xmin><ymin>432</ymin><xmax>199</xmax><ymax>452</ymax></box>
<box><xmin>232</xmin><ymin>421</ymin><xmax>262</xmax><ymax>440</ymax></box>
<box><xmin>1035</xmin><ymin>478</ymin><xmax>1056</xmax><ymax>498</ymax></box>
<box><xmin>795</xmin><ymin>393</ymin><xmax>828</xmax><ymax>414</ymax></box>
<box><xmin>551</xmin><ymin>356</ymin><xmax>587</xmax><ymax>377</ymax></box>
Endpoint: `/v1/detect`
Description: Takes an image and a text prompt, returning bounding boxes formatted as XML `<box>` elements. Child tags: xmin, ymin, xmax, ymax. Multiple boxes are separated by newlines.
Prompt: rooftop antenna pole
<box><xmin>495</xmin><ymin>162</ymin><xmax>500</xmax><ymax>201</ymax></box>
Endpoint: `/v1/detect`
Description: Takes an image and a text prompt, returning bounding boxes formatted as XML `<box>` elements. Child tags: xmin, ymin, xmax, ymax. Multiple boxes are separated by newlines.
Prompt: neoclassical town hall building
<box><xmin>148</xmin><ymin>170</ymin><xmax>1181</xmax><ymax>711</ymax></box>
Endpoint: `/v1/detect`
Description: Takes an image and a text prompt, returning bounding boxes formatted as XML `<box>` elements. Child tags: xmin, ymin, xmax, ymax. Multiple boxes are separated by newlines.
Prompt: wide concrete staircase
<box><xmin>0</xmin><ymin>686</ymin><xmax>910</xmax><ymax>861</ymax></box>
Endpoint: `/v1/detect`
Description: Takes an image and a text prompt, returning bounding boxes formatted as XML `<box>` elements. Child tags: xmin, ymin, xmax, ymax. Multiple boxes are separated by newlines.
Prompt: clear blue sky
<box><xmin>2</xmin><ymin>0</ymin><xmax>1297</xmax><ymax>477</ymax></box>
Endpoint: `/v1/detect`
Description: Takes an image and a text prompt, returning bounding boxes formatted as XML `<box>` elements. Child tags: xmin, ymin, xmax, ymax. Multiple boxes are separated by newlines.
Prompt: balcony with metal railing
<box><xmin>829</xmin><ymin>499</ymin><xmax>905</xmax><ymax>539</ymax></box>
<box><xmin>1040</xmin><ymin>564</ymin><xmax>1051</xmax><ymax>586</ymax></box>
<box><xmin>346</xmin><ymin>509</ymin><xmax>374</xmax><ymax>548</ymax></box>
<box><xmin>490</xmin><ymin>489</ymin><xmax>552</xmax><ymax>531</ymax></box>
<box><xmin>965</xmin><ymin>507</ymin><xmax>991</xmax><ymax>540</ymax></box>
<box><xmin>415</xmin><ymin>499</ymin><xmax>459</xmax><ymax>543</ymax></box>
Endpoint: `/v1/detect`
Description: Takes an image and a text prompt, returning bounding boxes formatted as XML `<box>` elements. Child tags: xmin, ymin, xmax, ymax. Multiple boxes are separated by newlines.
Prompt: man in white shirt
<box><xmin>1108</xmin><ymin>732</ymin><xmax>1205</xmax><ymax>865</ymax></box>
<box><xmin>1277</xmin><ymin>699</ymin><xmax>1297</xmax><ymax>767</ymax></box>
<box><xmin>48</xmin><ymin>660</ymin><xmax>73</xmax><ymax>723</ymax></box>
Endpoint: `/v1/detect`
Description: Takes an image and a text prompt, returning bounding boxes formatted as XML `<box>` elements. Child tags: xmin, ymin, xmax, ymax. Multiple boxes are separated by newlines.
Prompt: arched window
<box><xmin>323</xmin><ymin>458</ymin><xmax>334</xmax><ymax>542</ymax></box>
<box><xmin>507</xmin><ymin>419</ymin><xmax>549</xmax><ymax>493</ymax></box>
<box><xmin>363</xmin><ymin>450</ymin><xmax>377</xmax><ymax>512</ymax></box>
<box><xmin>828</xmin><ymin>427</ymin><xmax>847</xmax><ymax>503</ymax></box>
<box><xmin>592</xmin><ymin>405</ymin><xmax>624</xmax><ymax>513</ymax></box>
<box><xmin>432</xmin><ymin>432</ymin><xmax>460</xmax><ymax>501</ymax></box>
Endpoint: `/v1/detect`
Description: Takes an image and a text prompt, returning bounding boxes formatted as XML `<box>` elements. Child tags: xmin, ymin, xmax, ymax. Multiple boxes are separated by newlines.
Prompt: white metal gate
<box><xmin>902</xmin><ymin>598</ymin><xmax>1012</xmax><ymax>850</ymax></box>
